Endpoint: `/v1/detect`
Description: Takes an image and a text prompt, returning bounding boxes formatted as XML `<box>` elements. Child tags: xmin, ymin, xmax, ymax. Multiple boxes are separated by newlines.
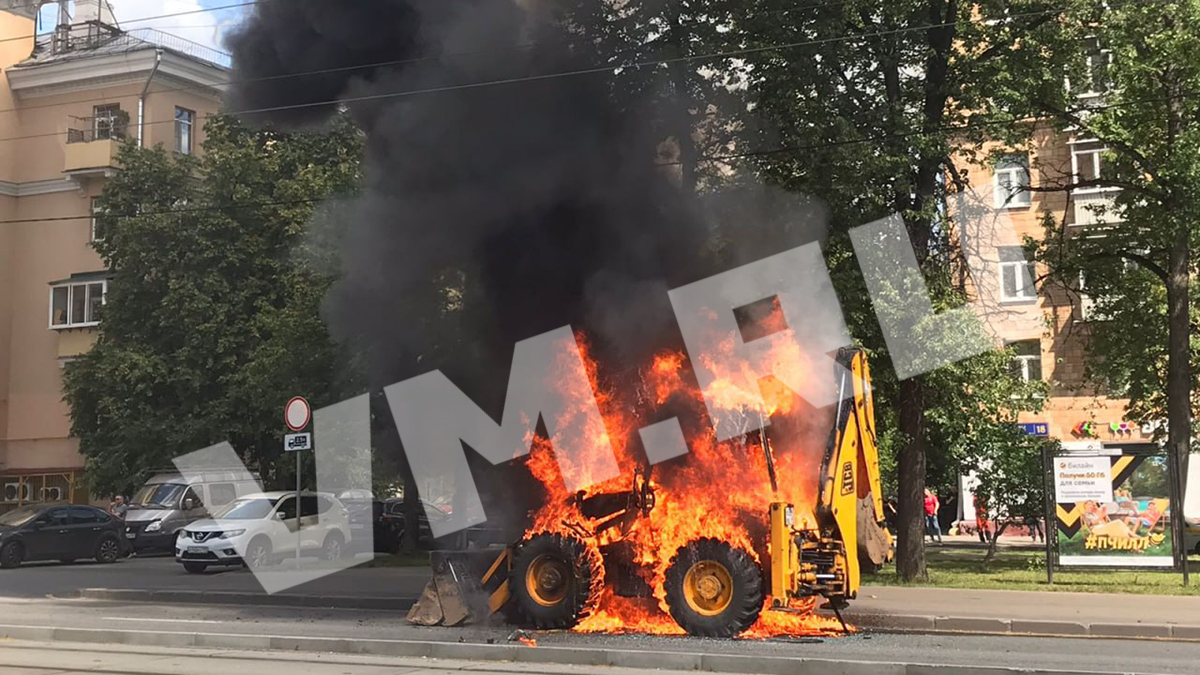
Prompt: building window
<box><xmin>1082</xmin><ymin>43</ymin><xmax>1111</xmax><ymax>96</ymax></box>
<box><xmin>93</xmin><ymin>103</ymin><xmax>125</xmax><ymax>141</ymax></box>
<box><xmin>1065</xmin><ymin>38</ymin><xmax>1112</xmax><ymax>97</ymax></box>
<box><xmin>1010</xmin><ymin>340</ymin><xmax>1043</xmax><ymax>383</ymax></box>
<box><xmin>993</xmin><ymin>155</ymin><xmax>1031</xmax><ymax>208</ymax></box>
<box><xmin>175</xmin><ymin>107</ymin><xmax>194</xmax><ymax>155</ymax></box>
<box><xmin>999</xmin><ymin>247</ymin><xmax>1037</xmax><ymax>302</ymax></box>
<box><xmin>90</xmin><ymin>198</ymin><xmax>104</xmax><ymax>242</ymax></box>
<box><xmin>49</xmin><ymin>280</ymin><xmax>106</xmax><ymax>329</ymax></box>
<box><xmin>1077</xmin><ymin>270</ymin><xmax>1113</xmax><ymax>322</ymax></box>
<box><xmin>1071</xmin><ymin>141</ymin><xmax>1114</xmax><ymax>192</ymax></box>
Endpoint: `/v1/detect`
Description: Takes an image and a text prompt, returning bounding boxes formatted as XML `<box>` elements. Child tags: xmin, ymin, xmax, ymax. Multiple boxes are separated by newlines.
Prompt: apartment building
<box><xmin>960</xmin><ymin>121</ymin><xmax>1157</xmax><ymax>456</ymax></box>
<box><xmin>0</xmin><ymin>0</ymin><xmax>225</xmax><ymax>508</ymax></box>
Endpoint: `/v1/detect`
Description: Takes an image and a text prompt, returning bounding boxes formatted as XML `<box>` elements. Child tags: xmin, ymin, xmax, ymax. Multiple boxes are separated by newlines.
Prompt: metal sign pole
<box><xmin>296</xmin><ymin>448</ymin><xmax>302</xmax><ymax>568</ymax></box>
<box><xmin>284</xmin><ymin>396</ymin><xmax>312</xmax><ymax>571</ymax></box>
<box><xmin>1168</xmin><ymin>444</ymin><xmax>1187</xmax><ymax>586</ymax></box>
<box><xmin>1043</xmin><ymin>445</ymin><xmax>1054</xmax><ymax>585</ymax></box>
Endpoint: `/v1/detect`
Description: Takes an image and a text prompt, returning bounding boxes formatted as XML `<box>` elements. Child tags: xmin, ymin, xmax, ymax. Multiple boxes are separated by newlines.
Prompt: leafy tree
<box><xmin>63</xmin><ymin>116</ymin><xmax>364</xmax><ymax>497</ymax></box>
<box><xmin>556</xmin><ymin>7</ymin><xmax>1061</xmax><ymax>585</ymax></box>
<box><xmin>553</xmin><ymin>0</ymin><xmax>750</xmax><ymax>195</ymax></box>
<box><xmin>717</xmin><ymin>0</ymin><xmax>1071</xmax><ymax>579</ymax></box>
<box><xmin>1029</xmin><ymin>0</ymin><xmax>1200</xmax><ymax>549</ymax></box>
<box><xmin>1125</xmin><ymin>455</ymin><xmax>1170</xmax><ymax>499</ymax></box>
<box><xmin>967</xmin><ymin>426</ymin><xmax>1057</xmax><ymax>565</ymax></box>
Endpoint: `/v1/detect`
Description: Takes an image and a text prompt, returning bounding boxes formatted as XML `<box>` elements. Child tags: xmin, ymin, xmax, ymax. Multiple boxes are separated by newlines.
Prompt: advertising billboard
<box><xmin>1053</xmin><ymin>451</ymin><xmax>1175</xmax><ymax>567</ymax></box>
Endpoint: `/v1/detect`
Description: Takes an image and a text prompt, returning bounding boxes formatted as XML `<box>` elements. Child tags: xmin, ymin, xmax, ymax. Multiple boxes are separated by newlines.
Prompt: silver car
<box><xmin>123</xmin><ymin>470</ymin><xmax>261</xmax><ymax>553</ymax></box>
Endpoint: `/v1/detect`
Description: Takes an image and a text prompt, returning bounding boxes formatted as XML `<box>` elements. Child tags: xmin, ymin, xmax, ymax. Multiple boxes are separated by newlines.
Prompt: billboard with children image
<box><xmin>1053</xmin><ymin>451</ymin><xmax>1174</xmax><ymax>567</ymax></box>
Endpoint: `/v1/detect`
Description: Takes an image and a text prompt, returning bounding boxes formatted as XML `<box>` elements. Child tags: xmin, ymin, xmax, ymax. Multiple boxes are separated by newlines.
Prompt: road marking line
<box><xmin>100</xmin><ymin>617</ymin><xmax>225</xmax><ymax>624</ymax></box>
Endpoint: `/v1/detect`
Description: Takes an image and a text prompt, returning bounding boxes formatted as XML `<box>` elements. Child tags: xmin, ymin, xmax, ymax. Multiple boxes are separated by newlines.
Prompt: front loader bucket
<box><xmin>857</xmin><ymin>496</ymin><xmax>893</xmax><ymax>571</ymax></box>
<box><xmin>406</xmin><ymin>547</ymin><xmax>512</xmax><ymax>627</ymax></box>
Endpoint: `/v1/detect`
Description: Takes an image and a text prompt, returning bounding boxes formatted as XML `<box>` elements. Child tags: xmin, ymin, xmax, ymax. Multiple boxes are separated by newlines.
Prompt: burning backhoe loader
<box><xmin>409</xmin><ymin>347</ymin><xmax>892</xmax><ymax>637</ymax></box>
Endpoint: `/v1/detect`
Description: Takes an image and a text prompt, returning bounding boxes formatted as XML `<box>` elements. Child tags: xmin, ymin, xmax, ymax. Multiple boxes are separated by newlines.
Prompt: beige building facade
<box><xmin>961</xmin><ymin>124</ymin><xmax>1158</xmax><ymax>454</ymax></box>
<box><xmin>0</xmin><ymin>0</ymin><xmax>224</xmax><ymax>508</ymax></box>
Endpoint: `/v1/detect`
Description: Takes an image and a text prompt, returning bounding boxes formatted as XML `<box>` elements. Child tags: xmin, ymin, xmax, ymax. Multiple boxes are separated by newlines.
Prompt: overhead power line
<box><xmin>0</xmin><ymin>89</ymin><xmax>1193</xmax><ymax>227</ymax></box>
<box><xmin>0</xmin><ymin>197</ymin><xmax>326</xmax><ymax>225</ymax></box>
<box><xmin>0</xmin><ymin>0</ymin><xmax>857</xmax><ymax>119</ymax></box>
<box><xmin>0</xmin><ymin>2</ymin><xmax>1106</xmax><ymax>145</ymax></box>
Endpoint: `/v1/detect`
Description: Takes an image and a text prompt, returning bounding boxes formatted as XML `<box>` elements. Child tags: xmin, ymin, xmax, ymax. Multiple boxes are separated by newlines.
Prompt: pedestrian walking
<box><xmin>974</xmin><ymin>494</ymin><xmax>991</xmax><ymax>543</ymax></box>
<box><xmin>109</xmin><ymin>495</ymin><xmax>128</xmax><ymax>520</ymax></box>
<box><xmin>1024</xmin><ymin>515</ymin><xmax>1044</xmax><ymax>542</ymax></box>
<box><xmin>924</xmin><ymin>488</ymin><xmax>942</xmax><ymax>543</ymax></box>
<box><xmin>884</xmin><ymin>497</ymin><xmax>899</xmax><ymax>534</ymax></box>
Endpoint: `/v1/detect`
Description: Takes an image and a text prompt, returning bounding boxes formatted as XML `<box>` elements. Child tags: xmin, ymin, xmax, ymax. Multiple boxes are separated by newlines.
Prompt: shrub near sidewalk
<box><xmin>871</xmin><ymin>547</ymin><xmax>1200</xmax><ymax>596</ymax></box>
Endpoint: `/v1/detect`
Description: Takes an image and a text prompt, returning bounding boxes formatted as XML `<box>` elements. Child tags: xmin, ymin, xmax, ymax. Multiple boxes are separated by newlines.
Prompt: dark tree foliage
<box><xmin>63</xmin><ymin>116</ymin><xmax>364</xmax><ymax>496</ymax></box>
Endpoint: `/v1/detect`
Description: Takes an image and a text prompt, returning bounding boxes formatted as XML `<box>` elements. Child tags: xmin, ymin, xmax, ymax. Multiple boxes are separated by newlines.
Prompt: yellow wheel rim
<box><xmin>682</xmin><ymin>560</ymin><xmax>733</xmax><ymax>617</ymax></box>
<box><xmin>525</xmin><ymin>554</ymin><xmax>569</xmax><ymax>607</ymax></box>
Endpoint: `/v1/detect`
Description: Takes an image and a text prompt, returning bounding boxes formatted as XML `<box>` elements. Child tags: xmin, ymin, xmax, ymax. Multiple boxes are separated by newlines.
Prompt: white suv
<box><xmin>175</xmin><ymin>491</ymin><xmax>351</xmax><ymax>573</ymax></box>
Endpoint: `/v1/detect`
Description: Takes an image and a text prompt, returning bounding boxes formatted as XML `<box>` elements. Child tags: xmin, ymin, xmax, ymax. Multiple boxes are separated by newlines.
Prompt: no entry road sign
<box><xmin>285</xmin><ymin>396</ymin><xmax>311</xmax><ymax>432</ymax></box>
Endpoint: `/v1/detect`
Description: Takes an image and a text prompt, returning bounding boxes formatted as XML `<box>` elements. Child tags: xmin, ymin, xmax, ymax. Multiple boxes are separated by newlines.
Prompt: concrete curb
<box><xmin>849</xmin><ymin>613</ymin><xmax>1199</xmax><ymax>641</ymax></box>
<box><xmin>0</xmin><ymin>624</ymin><xmax>1150</xmax><ymax>675</ymax></box>
<box><xmin>74</xmin><ymin>588</ymin><xmax>1200</xmax><ymax>642</ymax></box>
<box><xmin>78</xmin><ymin>588</ymin><xmax>416</xmax><ymax>611</ymax></box>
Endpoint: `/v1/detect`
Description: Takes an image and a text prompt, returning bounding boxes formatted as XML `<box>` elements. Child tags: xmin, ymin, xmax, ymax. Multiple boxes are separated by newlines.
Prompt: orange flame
<box><xmin>522</xmin><ymin>319</ymin><xmax>840</xmax><ymax>638</ymax></box>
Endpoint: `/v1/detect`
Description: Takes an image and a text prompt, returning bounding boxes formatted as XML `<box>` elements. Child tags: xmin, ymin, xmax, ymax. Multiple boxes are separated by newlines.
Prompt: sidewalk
<box><xmin>930</xmin><ymin>532</ymin><xmax>1045</xmax><ymax>549</ymax></box>
<box><xmin>848</xmin><ymin>585</ymin><xmax>1200</xmax><ymax>639</ymax></box>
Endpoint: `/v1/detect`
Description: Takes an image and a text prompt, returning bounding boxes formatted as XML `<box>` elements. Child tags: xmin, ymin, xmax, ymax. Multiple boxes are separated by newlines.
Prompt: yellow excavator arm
<box><xmin>770</xmin><ymin>347</ymin><xmax>892</xmax><ymax>609</ymax></box>
<box><xmin>818</xmin><ymin>348</ymin><xmax>892</xmax><ymax>596</ymax></box>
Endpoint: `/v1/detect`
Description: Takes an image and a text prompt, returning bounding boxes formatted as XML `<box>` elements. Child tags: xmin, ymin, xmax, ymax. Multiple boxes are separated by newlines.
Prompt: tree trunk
<box><xmin>982</xmin><ymin>519</ymin><xmax>1010</xmax><ymax>568</ymax></box>
<box><xmin>895</xmin><ymin>377</ymin><xmax>928</xmax><ymax>581</ymax></box>
<box><xmin>1165</xmin><ymin>225</ymin><xmax>1191</xmax><ymax>575</ymax></box>
<box><xmin>889</xmin><ymin>2</ymin><xmax>957</xmax><ymax>584</ymax></box>
<box><xmin>400</xmin><ymin>453</ymin><xmax>421</xmax><ymax>555</ymax></box>
<box><xmin>665</xmin><ymin>9</ymin><xmax>698</xmax><ymax>196</ymax></box>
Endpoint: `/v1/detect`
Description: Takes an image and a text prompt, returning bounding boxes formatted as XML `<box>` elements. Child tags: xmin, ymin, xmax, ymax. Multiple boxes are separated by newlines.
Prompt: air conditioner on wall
<box><xmin>3</xmin><ymin>482</ymin><xmax>33</xmax><ymax>503</ymax></box>
<box><xmin>40</xmin><ymin>487</ymin><xmax>63</xmax><ymax>502</ymax></box>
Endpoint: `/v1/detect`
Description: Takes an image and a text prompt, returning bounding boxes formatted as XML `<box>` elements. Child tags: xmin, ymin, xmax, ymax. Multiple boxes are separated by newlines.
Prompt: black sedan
<box><xmin>0</xmin><ymin>503</ymin><xmax>127</xmax><ymax>568</ymax></box>
<box><xmin>380</xmin><ymin>498</ymin><xmax>447</xmax><ymax>550</ymax></box>
<box><xmin>379</xmin><ymin>499</ymin><xmax>505</xmax><ymax>550</ymax></box>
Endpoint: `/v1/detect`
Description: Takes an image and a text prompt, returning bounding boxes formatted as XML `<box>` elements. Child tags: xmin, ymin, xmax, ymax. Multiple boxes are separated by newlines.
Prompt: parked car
<box><xmin>374</xmin><ymin>498</ymin><xmax>505</xmax><ymax>550</ymax></box>
<box><xmin>379</xmin><ymin>497</ymin><xmax>450</xmax><ymax>549</ymax></box>
<box><xmin>123</xmin><ymin>469</ymin><xmax>261</xmax><ymax>554</ymax></box>
<box><xmin>334</xmin><ymin>490</ymin><xmax>386</xmax><ymax>554</ymax></box>
<box><xmin>0</xmin><ymin>503</ymin><xmax>127</xmax><ymax>568</ymax></box>
<box><xmin>175</xmin><ymin>491</ymin><xmax>351</xmax><ymax>573</ymax></box>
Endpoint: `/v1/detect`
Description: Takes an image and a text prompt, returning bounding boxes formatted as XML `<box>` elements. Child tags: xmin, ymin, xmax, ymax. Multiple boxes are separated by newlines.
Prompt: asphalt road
<box><xmin>0</xmin><ymin>553</ymin><xmax>428</xmax><ymax>600</ymax></box>
<box><xmin>0</xmin><ymin>595</ymin><xmax>1198</xmax><ymax>674</ymax></box>
<box><xmin>0</xmin><ymin>640</ymin><xmax>609</xmax><ymax>675</ymax></box>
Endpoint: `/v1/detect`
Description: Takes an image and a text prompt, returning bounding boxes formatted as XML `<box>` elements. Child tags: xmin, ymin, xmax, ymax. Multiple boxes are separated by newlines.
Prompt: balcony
<box><xmin>63</xmin><ymin>115</ymin><xmax>126</xmax><ymax>177</ymax></box>
<box><xmin>1071</xmin><ymin>190</ymin><xmax>1123</xmax><ymax>227</ymax></box>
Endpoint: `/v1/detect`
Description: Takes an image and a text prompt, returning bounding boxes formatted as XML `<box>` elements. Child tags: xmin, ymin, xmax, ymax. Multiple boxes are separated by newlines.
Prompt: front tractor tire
<box><xmin>510</xmin><ymin>532</ymin><xmax>602</xmax><ymax>630</ymax></box>
<box><xmin>664</xmin><ymin>538</ymin><xmax>764</xmax><ymax>637</ymax></box>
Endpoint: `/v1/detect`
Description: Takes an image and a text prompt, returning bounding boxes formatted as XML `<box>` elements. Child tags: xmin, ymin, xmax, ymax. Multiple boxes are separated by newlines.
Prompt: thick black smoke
<box><xmin>226</xmin><ymin>0</ymin><xmax>829</xmax><ymax>526</ymax></box>
<box><xmin>227</xmin><ymin>0</ymin><xmax>730</xmax><ymax>402</ymax></box>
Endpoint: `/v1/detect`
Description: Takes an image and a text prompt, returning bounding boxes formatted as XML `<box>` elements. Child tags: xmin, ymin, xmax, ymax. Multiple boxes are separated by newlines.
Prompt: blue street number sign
<box><xmin>1018</xmin><ymin>422</ymin><xmax>1049</xmax><ymax>437</ymax></box>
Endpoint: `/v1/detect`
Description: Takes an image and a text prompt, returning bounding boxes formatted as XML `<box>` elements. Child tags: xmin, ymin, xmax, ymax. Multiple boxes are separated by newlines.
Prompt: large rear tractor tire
<box><xmin>510</xmin><ymin>532</ymin><xmax>602</xmax><ymax>629</ymax></box>
<box><xmin>664</xmin><ymin>538</ymin><xmax>764</xmax><ymax>637</ymax></box>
